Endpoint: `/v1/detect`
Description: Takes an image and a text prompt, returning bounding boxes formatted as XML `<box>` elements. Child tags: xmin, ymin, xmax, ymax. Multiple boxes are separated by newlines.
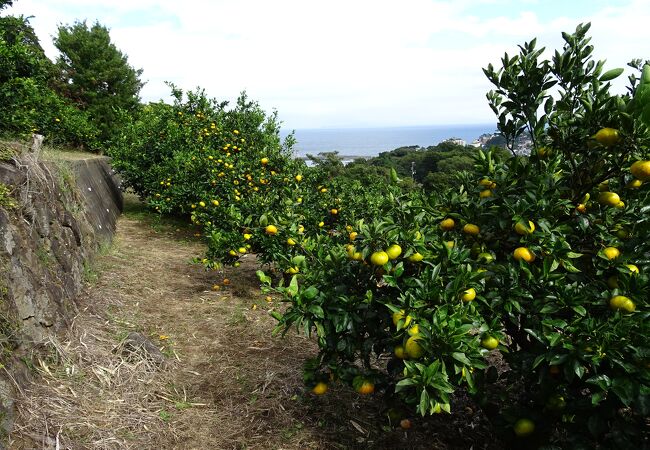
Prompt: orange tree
<box><xmin>109</xmin><ymin>85</ymin><xmax>304</xmax><ymax>266</ymax></box>
<box><xmin>108</xmin><ymin>83</ymin><xmax>402</xmax><ymax>270</ymax></box>
<box><xmin>259</xmin><ymin>24</ymin><xmax>649</xmax><ymax>448</ymax></box>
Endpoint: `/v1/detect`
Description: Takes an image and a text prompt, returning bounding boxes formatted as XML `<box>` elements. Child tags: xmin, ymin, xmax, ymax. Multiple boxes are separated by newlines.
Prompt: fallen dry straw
<box><xmin>10</xmin><ymin>298</ymin><xmax>178</xmax><ymax>449</ymax></box>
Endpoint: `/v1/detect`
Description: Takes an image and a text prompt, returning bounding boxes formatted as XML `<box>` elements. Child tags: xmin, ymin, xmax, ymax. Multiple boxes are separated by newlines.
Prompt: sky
<box><xmin>6</xmin><ymin>0</ymin><xmax>650</xmax><ymax>129</ymax></box>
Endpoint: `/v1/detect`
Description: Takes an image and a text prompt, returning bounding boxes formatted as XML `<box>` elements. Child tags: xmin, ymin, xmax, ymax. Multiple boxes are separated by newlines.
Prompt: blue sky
<box><xmin>7</xmin><ymin>0</ymin><xmax>650</xmax><ymax>129</ymax></box>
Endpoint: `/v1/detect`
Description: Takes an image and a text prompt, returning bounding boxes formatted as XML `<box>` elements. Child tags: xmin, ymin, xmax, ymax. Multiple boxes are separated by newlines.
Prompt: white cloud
<box><xmin>6</xmin><ymin>0</ymin><xmax>650</xmax><ymax>128</ymax></box>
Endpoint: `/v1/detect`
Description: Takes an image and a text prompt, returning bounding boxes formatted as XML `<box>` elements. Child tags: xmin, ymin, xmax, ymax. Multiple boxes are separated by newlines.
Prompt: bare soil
<box><xmin>9</xmin><ymin>195</ymin><xmax>499</xmax><ymax>449</ymax></box>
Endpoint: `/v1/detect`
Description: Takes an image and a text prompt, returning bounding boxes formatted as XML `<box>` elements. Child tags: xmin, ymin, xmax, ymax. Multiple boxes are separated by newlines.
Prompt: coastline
<box><xmin>283</xmin><ymin>124</ymin><xmax>498</xmax><ymax>160</ymax></box>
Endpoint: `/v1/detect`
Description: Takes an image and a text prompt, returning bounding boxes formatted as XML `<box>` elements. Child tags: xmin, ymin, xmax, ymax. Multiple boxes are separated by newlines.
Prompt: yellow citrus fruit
<box><xmin>357</xmin><ymin>381</ymin><xmax>375</xmax><ymax>395</ymax></box>
<box><xmin>576</xmin><ymin>203</ymin><xmax>587</xmax><ymax>213</ymax></box>
<box><xmin>626</xmin><ymin>178</ymin><xmax>643</xmax><ymax>189</ymax></box>
<box><xmin>630</xmin><ymin>160</ymin><xmax>650</xmax><ymax>180</ymax></box>
<box><xmin>260</xmin><ymin>157</ymin><xmax>269</xmax><ymax>165</ymax></box>
<box><xmin>625</xmin><ymin>264</ymin><xmax>639</xmax><ymax>274</ymax></box>
<box><xmin>594</xmin><ymin>127</ymin><xmax>620</xmax><ymax>146</ymax></box>
<box><xmin>312</xmin><ymin>382</ymin><xmax>328</xmax><ymax>395</ymax></box>
<box><xmin>440</xmin><ymin>218</ymin><xmax>455</xmax><ymax>230</ymax></box>
<box><xmin>238</xmin><ymin>247</ymin><xmax>246</xmax><ymax>253</ymax></box>
<box><xmin>514</xmin><ymin>418</ymin><xmax>535</xmax><ymax>437</ymax></box>
<box><xmin>394</xmin><ymin>345</ymin><xmax>407</xmax><ymax>359</ymax></box>
<box><xmin>370</xmin><ymin>251</ymin><xmax>389</xmax><ymax>266</ymax></box>
<box><xmin>243</xmin><ymin>233</ymin><xmax>252</xmax><ymax>240</ymax></box>
<box><xmin>445</xmin><ymin>241</ymin><xmax>455</xmax><ymax>250</ymax></box>
<box><xmin>265</xmin><ymin>225</ymin><xmax>278</xmax><ymax>235</ymax></box>
<box><xmin>461</xmin><ymin>288</ymin><xmax>476</xmax><ymax>302</ymax></box>
<box><xmin>295</xmin><ymin>174</ymin><xmax>303</xmax><ymax>182</ymax></box>
<box><xmin>286</xmin><ymin>266</ymin><xmax>299</xmax><ymax>275</ymax></box>
<box><xmin>602</xmin><ymin>247</ymin><xmax>620</xmax><ymax>260</ymax></box>
<box><xmin>287</xmin><ymin>238</ymin><xmax>296</xmax><ymax>246</ymax></box>
<box><xmin>228</xmin><ymin>250</ymin><xmax>237</xmax><ymax>256</ymax></box>
<box><xmin>352</xmin><ymin>252</ymin><xmax>363</xmax><ymax>261</ymax></box>
<box><xmin>408</xmin><ymin>252</ymin><xmax>423</xmax><ymax>262</ymax></box>
<box><xmin>199</xmin><ymin>201</ymin><xmax>206</xmax><ymax>207</ymax></box>
<box><xmin>615</xmin><ymin>200</ymin><xmax>625</xmax><ymax>209</ymax></box>
<box><xmin>513</xmin><ymin>247</ymin><xmax>535</xmax><ymax>263</ymax></box>
<box><xmin>463</xmin><ymin>224</ymin><xmax>480</xmax><ymax>235</ymax></box>
<box><xmin>479</xmin><ymin>189</ymin><xmax>493</xmax><ymax>198</ymax></box>
<box><xmin>318</xmin><ymin>221</ymin><xmax>324</xmax><ymax>227</ymax></box>
<box><xmin>598</xmin><ymin>191</ymin><xmax>621</xmax><ymax>206</ymax></box>
<box><xmin>407</xmin><ymin>324</ymin><xmax>419</xmax><ymax>336</ymax></box>
<box><xmin>386</xmin><ymin>244</ymin><xmax>402</xmax><ymax>260</ymax></box>
<box><xmin>349</xmin><ymin>232</ymin><xmax>358</xmax><ymax>241</ymax></box>
<box><xmin>405</xmin><ymin>335</ymin><xmax>424</xmax><ymax>359</ymax></box>
<box><xmin>514</xmin><ymin>220</ymin><xmax>535</xmax><ymax>235</ymax></box>
<box><xmin>609</xmin><ymin>295</ymin><xmax>635</xmax><ymax>313</ymax></box>
<box><xmin>330</xmin><ymin>208</ymin><xmax>338</xmax><ymax>215</ymax></box>
<box><xmin>481</xmin><ymin>336</ymin><xmax>499</xmax><ymax>350</ymax></box>
<box><xmin>392</xmin><ymin>310</ymin><xmax>412</xmax><ymax>327</ymax></box>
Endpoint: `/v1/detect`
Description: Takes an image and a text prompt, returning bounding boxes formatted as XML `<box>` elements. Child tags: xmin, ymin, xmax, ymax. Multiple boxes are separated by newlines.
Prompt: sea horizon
<box><xmin>280</xmin><ymin>123</ymin><xmax>498</xmax><ymax>159</ymax></box>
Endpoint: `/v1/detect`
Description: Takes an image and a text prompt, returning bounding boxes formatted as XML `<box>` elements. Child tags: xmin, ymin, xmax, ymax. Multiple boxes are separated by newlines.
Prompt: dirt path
<box><xmin>9</xmin><ymin>196</ymin><xmax>497</xmax><ymax>450</ymax></box>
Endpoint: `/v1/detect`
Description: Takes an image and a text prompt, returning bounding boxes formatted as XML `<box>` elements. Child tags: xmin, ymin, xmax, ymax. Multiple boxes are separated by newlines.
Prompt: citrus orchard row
<box><xmin>109</xmin><ymin>26</ymin><xmax>649</xmax><ymax>448</ymax></box>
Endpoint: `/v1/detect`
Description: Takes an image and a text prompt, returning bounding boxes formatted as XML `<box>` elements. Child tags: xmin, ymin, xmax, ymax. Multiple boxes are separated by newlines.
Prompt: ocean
<box><xmin>280</xmin><ymin>124</ymin><xmax>497</xmax><ymax>159</ymax></box>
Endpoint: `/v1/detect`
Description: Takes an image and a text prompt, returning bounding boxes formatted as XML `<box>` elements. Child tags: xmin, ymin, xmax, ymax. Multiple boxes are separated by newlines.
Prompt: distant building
<box><xmin>443</xmin><ymin>138</ymin><xmax>466</xmax><ymax>146</ymax></box>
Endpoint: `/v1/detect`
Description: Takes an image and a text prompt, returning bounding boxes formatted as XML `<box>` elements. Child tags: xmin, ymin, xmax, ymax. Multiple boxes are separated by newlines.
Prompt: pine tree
<box><xmin>53</xmin><ymin>20</ymin><xmax>143</xmax><ymax>143</ymax></box>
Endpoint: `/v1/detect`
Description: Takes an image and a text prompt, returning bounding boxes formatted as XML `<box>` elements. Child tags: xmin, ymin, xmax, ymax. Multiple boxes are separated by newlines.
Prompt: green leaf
<box><xmin>591</xmin><ymin>391</ymin><xmax>606</xmax><ymax>406</ymax></box>
<box><xmin>395</xmin><ymin>378</ymin><xmax>417</xmax><ymax>392</ymax></box>
<box><xmin>451</xmin><ymin>352</ymin><xmax>471</xmax><ymax>365</ymax></box>
<box><xmin>303</xmin><ymin>286</ymin><xmax>319</xmax><ymax>300</ymax></box>
<box><xmin>599</xmin><ymin>67</ymin><xmax>624</xmax><ymax>82</ymax></box>
<box><xmin>574</xmin><ymin>364</ymin><xmax>585</xmax><ymax>379</ymax></box>
<box><xmin>561</xmin><ymin>259</ymin><xmax>581</xmax><ymax>273</ymax></box>
<box><xmin>611</xmin><ymin>377</ymin><xmax>635</xmax><ymax>406</ymax></box>
<box><xmin>572</xmin><ymin>305</ymin><xmax>587</xmax><ymax>316</ymax></box>
<box><xmin>286</xmin><ymin>275</ymin><xmax>299</xmax><ymax>297</ymax></box>
<box><xmin>419</xmin><ymin>389</ymin><xmax>430</xmax><ymax>417</ymax></box>
<box><xmin>256</xmin><ymin>270</ymin><xmax>271</xmax><ymax>285</ymax></box>
<box><xmin>307</xmin><ymin>304</ymin><xmax>324</xmax><ymax>318</ymax></box>
<box><xmin>566</xmin><ymin>251</ymin><xmax>583</xmax><ymax>259</ymax></box>
<box><xmin>532</xmin><ymin>354</ymin><xmax>546</xmax><ymax>369</ymax></box>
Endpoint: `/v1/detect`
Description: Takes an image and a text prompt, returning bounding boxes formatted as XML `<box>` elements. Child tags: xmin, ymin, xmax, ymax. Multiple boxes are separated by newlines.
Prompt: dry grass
<box><xmin>9</xmin><ymin>194</ymin><xmax>499</xmax><ymax>450</ymax></box>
